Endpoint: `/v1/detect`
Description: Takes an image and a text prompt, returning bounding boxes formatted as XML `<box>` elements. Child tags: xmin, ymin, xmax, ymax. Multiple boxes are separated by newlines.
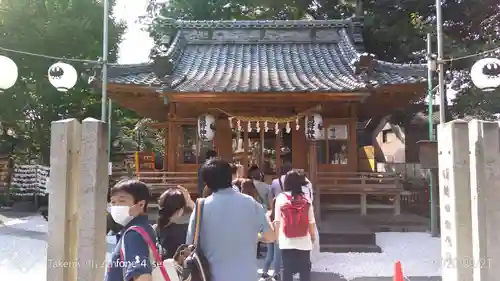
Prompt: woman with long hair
<box><xmin>155</xmin><ymin>185</ymin><xmax>195</xmax><ymax>260</ymax></box>
<box><xmin>248</xmin><ymin>165</ymin><xmax>272</xmax><ymax>210</ymax></box>
<box><xmin>240</xmin><ymin>179</ymin><xmax>261</xmax><ymax>201</ymax></box>
<box><xmin>274</xmin><ymin>170</ymin><xmax>316</xmax><ymax>281</ymax></box>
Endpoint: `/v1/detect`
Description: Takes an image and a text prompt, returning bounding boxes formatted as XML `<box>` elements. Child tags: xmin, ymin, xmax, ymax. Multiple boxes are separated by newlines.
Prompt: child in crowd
<box><xmin>274</xmin><ymin>170</ymin><xmax>316</xmax><ymax>281</ymax></box>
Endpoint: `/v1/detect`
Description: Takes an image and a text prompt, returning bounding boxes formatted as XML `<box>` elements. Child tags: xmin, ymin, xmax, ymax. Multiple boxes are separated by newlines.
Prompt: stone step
<box><xmin>320</xmin><ymin>243</ymin><xmax>382</xmax><ymax>253</ymax></box>
<box><xmin>373</xmin><ymin>225</ymin><xmax>429</xmax><ymax>232</ymax></box>
<box><xmin>319</xmin><ymin>232</ymin><xmax>376</xmax><ymax>245</ymax></box>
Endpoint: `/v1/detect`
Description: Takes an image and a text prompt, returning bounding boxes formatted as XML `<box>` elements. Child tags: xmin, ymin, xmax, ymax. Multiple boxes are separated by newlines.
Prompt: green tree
<box><xmin>440</xmin><ymin>0</ymin><xmax>500</xmax><ymax>119</ymax></box>
<box><xmin>304</xmin><ymin>0</ymin><xmax>500</xmax><ymax>119</ymax></box>
<box><xmin>0</xmin><ymin>0</ymin><xmax>125</xmax><ymax>163</ymax></box>
<box><xmin>359</xmin><ymin>0</ymin><xmax>500</xmax><ymax>119</ymax></box>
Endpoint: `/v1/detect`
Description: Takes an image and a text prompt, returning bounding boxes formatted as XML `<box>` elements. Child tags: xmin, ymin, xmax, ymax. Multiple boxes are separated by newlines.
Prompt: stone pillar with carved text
<box><xmin>46</xmin><ymin>119</ymin><xmax>82</xmax><ymax>281</ymax></box>
<box><xmin>76</xmin><ymin>118</ymin><xmax>109</xmax><ymax>281</ymax></box>
<box><xmin>468</xmin><ymin>120</ymin><xmax>500</xmax><ymax>281</ymax></box>
<box><xmin>46</xmin><ymin>118</ymin><xmax>109</xmax><ymax>281</ymax></box>
<box><xmin>437</xmin><ymin>120</ymin><xmax>473</xmax><ymax>281</ymax></box>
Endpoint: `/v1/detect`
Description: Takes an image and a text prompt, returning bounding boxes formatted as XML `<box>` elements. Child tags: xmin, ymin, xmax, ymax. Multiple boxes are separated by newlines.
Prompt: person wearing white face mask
<box><xmin>105</xmin><ymin>179</ymin><xmax>155</xmax><ymax>281</ymax></box>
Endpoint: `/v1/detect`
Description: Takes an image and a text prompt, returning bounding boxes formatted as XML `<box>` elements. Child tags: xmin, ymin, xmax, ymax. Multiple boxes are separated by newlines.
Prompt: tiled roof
<box><xmin>108</xmin><ymin>19</ymin><xmax>426</xmax><ymax>92</ymax></box>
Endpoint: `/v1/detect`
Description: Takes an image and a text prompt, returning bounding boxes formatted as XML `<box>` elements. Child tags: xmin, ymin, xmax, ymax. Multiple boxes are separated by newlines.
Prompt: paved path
<box><xmin>0</xmin><ymin>211</ymin><xmax>441</xmax><ymax>281</ymax></box>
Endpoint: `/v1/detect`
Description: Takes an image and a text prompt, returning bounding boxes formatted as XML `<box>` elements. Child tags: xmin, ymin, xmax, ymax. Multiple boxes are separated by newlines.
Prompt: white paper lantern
<box><xmin>0</xmin><ymin>55</ymin><xmax>18</xmax><ymax>91</ymax></box>
<box><xmin>198</xmin><ymin>114</ymin><xmax>216</xmax><ymax>141</ymax></box>
<box><xmin>48</xmin><ymin>62</ymin><xmax>78</xmax><ymax>92</ymax></box>
<box><xmin>470</xmin><ymin>57</ymin><xmax>500</xmax><ymax>92</ymax></box>
<box><xmin>305</xmin><ymin>113</ymin><xmax>324</xmax><ymax>140</ymax></box>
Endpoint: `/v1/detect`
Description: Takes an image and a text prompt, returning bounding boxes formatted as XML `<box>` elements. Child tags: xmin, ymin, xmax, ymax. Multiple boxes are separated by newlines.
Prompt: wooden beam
<box><xmin>165</xmin><ymin>92</ymin><xmax>370</xmax><ymax>103</ymax></box>
<box><xmin>373</xmin><ymin>82</ymin><xmax>426</xmax><ymax>93</ymax></box>
<box><xmin>108</xmin><ymin>83</ymin><xmax>159</xmax><ymax>94</ymax></box>
<box><xmin>146</xmin><ymin>118</ymin><xmax>198</xmax><ymax>128</ymax></box>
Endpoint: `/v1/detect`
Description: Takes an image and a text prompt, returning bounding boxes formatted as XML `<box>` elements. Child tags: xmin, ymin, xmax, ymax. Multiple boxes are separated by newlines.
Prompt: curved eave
<box><xmin>373</xmin><ymin>60</ymin><xmax>427</xmax><ymax>80</ymax></box>
<box><xmin>107</xmin><ymin>84</ymin><xmax>167</xmax><ymax>121</ymax></box>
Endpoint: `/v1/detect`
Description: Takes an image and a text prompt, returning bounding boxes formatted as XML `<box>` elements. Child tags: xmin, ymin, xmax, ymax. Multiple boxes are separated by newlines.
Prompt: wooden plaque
<box><xmin>418</xmin><ymin>140</ymin><xmax>438</xmax><ymax>169</ymax></box>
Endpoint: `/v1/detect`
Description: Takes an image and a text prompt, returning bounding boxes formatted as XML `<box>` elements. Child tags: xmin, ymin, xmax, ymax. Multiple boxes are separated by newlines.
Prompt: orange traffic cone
<box><xmin>394</xmin><ymin>261</ymin><xmax>404</xmax><ymax>281</ymax></box>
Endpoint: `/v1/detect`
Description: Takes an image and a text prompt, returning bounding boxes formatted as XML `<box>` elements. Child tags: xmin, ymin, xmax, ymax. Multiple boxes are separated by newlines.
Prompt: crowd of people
<box><xmin>105</xmin><ymin>150</ymin><xmax>318</xmax><ymax>281</ymax></box>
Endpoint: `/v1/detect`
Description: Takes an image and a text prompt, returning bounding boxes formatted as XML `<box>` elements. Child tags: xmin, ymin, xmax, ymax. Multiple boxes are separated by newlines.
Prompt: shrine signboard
<box><xmin>417</xmin><ymin>140</ymin><xmax>438</xmax><ymax>169</ymax></box>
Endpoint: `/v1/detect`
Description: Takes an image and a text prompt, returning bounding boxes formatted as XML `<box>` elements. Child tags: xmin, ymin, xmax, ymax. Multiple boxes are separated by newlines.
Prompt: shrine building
<box><xmin>107</xmin><ymin>19</ymin><xmax>426</xmax><ymax>217</ymax></box>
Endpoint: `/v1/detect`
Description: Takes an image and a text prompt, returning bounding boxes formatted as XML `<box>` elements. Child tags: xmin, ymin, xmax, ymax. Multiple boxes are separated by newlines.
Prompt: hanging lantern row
<box><xmin>196</xmin><ymin>113</ymin><xmax>325</xmax><ymax>141</ymax></box>
<box><xmin>470</xmin><ymin>57</ymin><xmax>500</xmax><ymax>92</ymax></box>
<box><xmin>0</xmin><ymin>55</ymin><xmax>78</xmax><ymax>93</ymax></box>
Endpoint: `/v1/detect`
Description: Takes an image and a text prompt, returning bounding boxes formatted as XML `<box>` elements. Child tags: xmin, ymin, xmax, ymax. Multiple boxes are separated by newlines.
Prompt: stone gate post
<box><xmin>46</xmin><ymin>119</ymin><xmax>82</xmax><ymax>281</ymax></box>
<box><xmin>437</xmin><ymin>120</ymin><xmax>473</xmax><ymax>281</ymax></box>
<box><xmin>468</xmin><ymin>120</ymin><xmax>500</xmax><ymax>281</ymax></box>
<box><xmin>76</xmin><ymin>118</ymin><xmax>109</xmax><ymax>281</ymax></box>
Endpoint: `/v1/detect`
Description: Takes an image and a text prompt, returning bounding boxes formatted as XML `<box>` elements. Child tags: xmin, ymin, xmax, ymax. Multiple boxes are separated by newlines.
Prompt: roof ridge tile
<box><xmin>158</xmin><ymin>19</ymin><xmax>361</xmax><ymax>30</ymax></box>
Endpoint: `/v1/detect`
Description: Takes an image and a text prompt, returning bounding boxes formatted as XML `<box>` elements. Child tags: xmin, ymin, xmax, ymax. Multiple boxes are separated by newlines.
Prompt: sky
<box><xmin>113</xmin><ymin>0</ymin><xmax>154</xmax><ymax>64</ymax></box>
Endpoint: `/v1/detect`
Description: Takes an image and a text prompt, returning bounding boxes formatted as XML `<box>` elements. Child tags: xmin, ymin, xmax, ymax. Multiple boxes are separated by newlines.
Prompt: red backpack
<box><xmin>280</xmin><ymin>193</ymin><xmax>310</xmax><ymax>238</ymax></box>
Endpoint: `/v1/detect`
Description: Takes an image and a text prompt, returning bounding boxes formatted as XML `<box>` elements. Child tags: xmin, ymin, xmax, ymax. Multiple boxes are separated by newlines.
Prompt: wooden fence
<box><xmin>376</xmin><ymin>162</ymin><xmax>428</xmax><ymax>179</ymax></box>
<box><xmin>111</xmin><ymin>171</ymin><xmax>198</xmax><ymax>196</ymax></box>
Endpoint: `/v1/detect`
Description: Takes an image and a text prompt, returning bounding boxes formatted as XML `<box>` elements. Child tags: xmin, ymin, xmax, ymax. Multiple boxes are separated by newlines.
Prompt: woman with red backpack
<box><xmin>274</xmin><ymin>170</ymin><xmax>316</xmax><ymax>281</ymax></box>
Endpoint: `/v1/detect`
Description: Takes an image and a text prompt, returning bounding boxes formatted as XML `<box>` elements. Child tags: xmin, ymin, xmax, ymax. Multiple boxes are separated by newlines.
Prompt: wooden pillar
<box><xmin>275</xmin><ymin>131</ymin><xmax>281</xmax><ymax>177</ymax></box>
<box><xmin>292</xmin><ymin>119</ymin><xmax>307</xmax><ymax>169</ymax></box>
<box><xmin>260</xmin><ymin>122</ymin><xmax>265</xmax><ymax>169</ymax></box>
<box><xmin>243</xmin><ymin>122</ymin><xmax>249</xmax><ymax>175</ymax></box>
<box><xmin>349</xmin><ymin>103</ymin><xmax>358</xmax><ymax>171</ymax></box>
<box><xmin>166</xmin><ymin>104</ymin><xmax>177</xmax><ymax>171</ymax></box>
<box><xmin>324</xmin><ymin>119</ymin><xmax>330</xmax><ymax>164</ymax></box>
<box><xmin>167</xmin><ymin>122</ymin><xmax>177</xmax><ymax>171</ymax></box>
<box><xmin>309</xmin><ymin>140</ymin><xmax>320</xmax><ymax>223</ymax></box>
<box><xmin>215</xmin><ymin>118</ymin><xmax>232</xmax><ymax>161</ymax></box>
<box><xmin>163</xmin><ymin>127</ymin><xmax>168</xmax><ymax>170</ymax></box>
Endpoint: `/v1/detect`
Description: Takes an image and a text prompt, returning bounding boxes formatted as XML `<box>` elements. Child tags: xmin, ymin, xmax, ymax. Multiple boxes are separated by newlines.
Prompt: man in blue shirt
<box><xmin>197</xmin><ymin>150</ymin><xmax>217</xmax><ymax>196</ymax></box>
<box><xmin>105</xmin><ymin>179</ymin><xmax>156</xmax><ymax>281</ymax></box>
<box><xmin>187</xmin><ymin>158</ymin><xmax>276</xmax><ymax>281</ymax></box>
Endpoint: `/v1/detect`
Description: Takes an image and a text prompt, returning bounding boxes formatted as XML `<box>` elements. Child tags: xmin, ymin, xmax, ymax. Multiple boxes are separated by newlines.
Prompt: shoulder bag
<box><xmin>183</xmin><ymin>198</ymin><xmax>211</xmax><ymax>281</ymax></box>
<box><xmin>120</xmin><ymin>225</ymin><xmax>177</xmax><ymax>281</ymax></box>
